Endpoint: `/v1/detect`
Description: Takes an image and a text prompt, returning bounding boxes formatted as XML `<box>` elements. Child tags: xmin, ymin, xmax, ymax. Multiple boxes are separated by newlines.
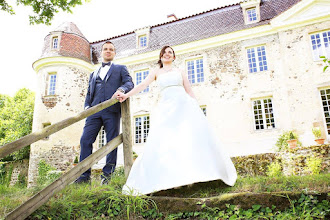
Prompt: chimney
<box><xmin>167</xmin><ymin>14</ymin><xmax>178</xmax><ymax>21</ymax></box>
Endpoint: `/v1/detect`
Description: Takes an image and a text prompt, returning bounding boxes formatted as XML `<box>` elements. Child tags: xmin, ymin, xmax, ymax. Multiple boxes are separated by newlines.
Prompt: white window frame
<box><xmin>246</xmin><ymin>7</ymin><xmax>257</xmax><ymax>23</ymax></box>
<box><xmin>47</xmin><ymin>73</ymin><xmax>57</xmax><ymax>95</ymax></box>
<box><xmin>186</xmin><ymin>57</ymin><xmax>204</xmax><ymax>84</ymax></box>
<box><xmin>134</xmin><ymin>115</ymin><xmax>150</xmax><ymax>144</ymax></box>
<box><xmin>319</xmin><ymin>88</ymin><xmax>330</xmax><ymax>137</ymax></box>
<box><xmin>98</xmin><ymin>126</ymin><xmax>106</xmax><ymax>148</ymax></box>
<box><xmin>241</xmin><ymin>0</ymin><xmax>261</xmax><ymax>24</ymax></box>
<box><xmin>252</xmin><ymin>97</ymin><xmax>276</xmax><ymax>131</ymax></box>
<box><xmin>52</xmin><ymin>36</ymin><xmax>59</xmax><ymax>49</ymax></box>
<box><xmin>246</xmin><ymin>45</ymin><xmax>268</xmax><ymax>73</ymax></box>
<box><xmin>135</xmin><ymin>27</ymin><xmax>150</xmax><ymax>49</ymax></box>
<box><xmin>310</xmin><ymin>30</ymin><xmax>330</xmax><ymax>61</ymax></box>
<box><xmin>138</xmin><ymin>35</ymin><xmax>147</xmax><ymax>48</ymax></box>
<box><xmin>135</xmin><ymin>69</ymin><xmax>149</xmax><ymax>93</ymax></box>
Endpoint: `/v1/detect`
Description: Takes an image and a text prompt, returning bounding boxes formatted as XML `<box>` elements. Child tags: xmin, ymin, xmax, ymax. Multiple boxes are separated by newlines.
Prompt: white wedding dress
<box><xmin>122</xmin><ymin>70</ymin><xmax>237</xmax><ymax>195</ymax></box>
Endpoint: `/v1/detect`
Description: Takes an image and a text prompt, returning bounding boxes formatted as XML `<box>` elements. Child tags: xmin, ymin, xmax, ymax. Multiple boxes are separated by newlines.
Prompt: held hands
<box><xmin>112</xmin><ymin>91</ymin><xmax>128</xmax><ymax>103</ymax></box>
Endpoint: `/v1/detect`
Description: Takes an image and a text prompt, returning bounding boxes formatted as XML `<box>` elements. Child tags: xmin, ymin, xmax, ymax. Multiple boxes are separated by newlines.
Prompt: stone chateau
<box><xmin>28</xmin><ymin>0</ymin><xmax>330</xmax><ymax>186</ymax></box>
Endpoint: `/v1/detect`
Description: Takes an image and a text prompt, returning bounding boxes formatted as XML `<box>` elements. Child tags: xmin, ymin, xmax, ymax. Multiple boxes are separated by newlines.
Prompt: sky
<box><xmin>0</xmin><ymin>0</ymin><xmax>238</xmax><ymax>96</ymax></box>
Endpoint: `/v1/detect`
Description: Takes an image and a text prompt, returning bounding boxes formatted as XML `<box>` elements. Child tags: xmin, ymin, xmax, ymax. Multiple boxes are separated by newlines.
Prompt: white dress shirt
<box><xmin>99</xmin><ymin>63</ymin><xmax>111</xmax><ymax>80</ymax></box>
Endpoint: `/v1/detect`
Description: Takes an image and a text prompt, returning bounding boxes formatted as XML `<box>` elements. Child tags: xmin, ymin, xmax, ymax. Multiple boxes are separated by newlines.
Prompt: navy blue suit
<box><xmin>79</xmin><ymin>63</ymin><xmax>134</xmax><ymax>180</ymax></box>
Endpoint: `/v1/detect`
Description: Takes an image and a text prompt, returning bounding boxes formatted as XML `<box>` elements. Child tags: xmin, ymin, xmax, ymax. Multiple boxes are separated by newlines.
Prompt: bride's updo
<box><xmin>157</xmin><ymin>46</ymin><xmax>175</xmax><ymax>68</ymax></box>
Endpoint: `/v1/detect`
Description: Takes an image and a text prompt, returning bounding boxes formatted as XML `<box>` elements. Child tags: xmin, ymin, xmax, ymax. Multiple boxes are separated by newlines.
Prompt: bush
<box><xmin>312</xmin><ymin>127</ymin><xmax>322</xmax><ymax>139</ymax></box>
<box><xmin>266</xmin><ymin>161</ymin><xmax>282</xmax><ymax>177</ymax></box>
<box><xmin>37</xmin><ymin>160</ymin><xmax>61</xmax><ymax>186</ymax></box>
<box><xmin>305</xmin><ymin>157</ymin><xmax>322</xmax><ymax>175</ymax></box>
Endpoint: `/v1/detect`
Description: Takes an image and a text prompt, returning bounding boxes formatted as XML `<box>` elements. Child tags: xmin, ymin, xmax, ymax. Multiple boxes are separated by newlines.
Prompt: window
<box><xmin>52</xmin><ymin>36</ymin><xmax>59</xmax><ymax>49</ymax></box>
<box><xmin>138</xmin><ymin>35</ymin><xmax>147</xmax><ymax>48</ymax></box>
<box><xmin>186</xmin><ymin>58</ymin><xmax>204</xmax><ymax>84</ymax></box>
<box><xmin>98</xmin><ymin>127</ymin><xmax>106</xmax><ymax>148</ymax></box>
<box><xmin>320</xmin><ymin>89</ymin><xmax>330</xmax><ymax>135</ymax></box>
<box><xmin>246</xmin><ymin>8</ymin><xmax>257</xmax><ymax>23</ymax></box>
<box><xmin>47</xmin><ymin>73</ymin><xmax>57</xmax><ymax>95</ymax></box>
<box><xmin>310</xmin><ymin>30</ymin><xmax>330</xmax><ymax>60</ymax></box>
<box><xmin>247</xmin><ymin>46</ymin><xmax>268</xmax><ymax>73</ymax></box>
<box><xmin>135</xmin><ymin>115</ymin><xmax>150</xmax><ymax>144</ymax></box>
<box><xmin>200</xmin><ymin>106</ymin><xmax>207</xmax><ymax>116</ymax></box>
<box><xmin>136</xmin><ymin>70</ymin><xmax>149</xmax><ymax>93</ymax></box>
<box><xmin>253</xmin><ymin>98</ymin><xmax>275</xmax><ymax>130</ymax></box>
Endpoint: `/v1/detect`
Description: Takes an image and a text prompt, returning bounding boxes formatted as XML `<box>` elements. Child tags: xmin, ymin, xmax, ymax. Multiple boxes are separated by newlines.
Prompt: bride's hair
<box><xmin>157</xmin><ymin>46</ymin><xmax>175</xmax><ymax>68</ymax></box>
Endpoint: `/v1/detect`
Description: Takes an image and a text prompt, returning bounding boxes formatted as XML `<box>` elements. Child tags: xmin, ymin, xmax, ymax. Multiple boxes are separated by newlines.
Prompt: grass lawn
<box><xmin>1</xmin><ymin>169</ymin><xmax>329</xmax><ymax>219</ymax></box>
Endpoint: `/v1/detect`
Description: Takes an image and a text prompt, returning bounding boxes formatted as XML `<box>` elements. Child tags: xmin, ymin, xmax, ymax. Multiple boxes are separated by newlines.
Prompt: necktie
<box><xmin>102</xmin><ymin>62</ymin><xmax>111</xmax><ymax>67</ymax></box>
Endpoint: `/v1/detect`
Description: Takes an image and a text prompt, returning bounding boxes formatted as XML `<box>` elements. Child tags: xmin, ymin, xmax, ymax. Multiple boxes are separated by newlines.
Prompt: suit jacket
<box><xmin>84</xmin><ymin>63</ymin><xmax>134</xmax><ymax>113</ymax></box>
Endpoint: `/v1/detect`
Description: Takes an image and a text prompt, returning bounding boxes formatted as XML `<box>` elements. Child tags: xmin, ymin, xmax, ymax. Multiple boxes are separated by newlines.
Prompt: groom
<box><xmin>75</xmin><ymin>41</ymin><xmax>134</xmax><ymax>184</ymax></box>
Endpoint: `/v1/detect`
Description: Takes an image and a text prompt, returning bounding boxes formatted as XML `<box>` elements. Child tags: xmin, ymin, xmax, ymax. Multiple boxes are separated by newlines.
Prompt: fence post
<box><xmin>121</xmin><ymin>98</ymin><xmax>133</xmax><ymax>177</ymax></box>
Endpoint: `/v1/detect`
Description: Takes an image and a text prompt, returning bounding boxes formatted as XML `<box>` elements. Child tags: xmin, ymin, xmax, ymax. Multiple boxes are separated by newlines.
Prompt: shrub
<box><xmin>312</xmin><ymin>127</ymin><xmax>322</xmax><ymax>139</ymax></box>
<box><xmin>266</xmin><ymin>161</ymin><xmax>282</xmax><ymax>177</ymax></box>
<box><xmin>305</xmin><ymin>157</ymin><xmax>322</xmax><ymax>175</ymax></box>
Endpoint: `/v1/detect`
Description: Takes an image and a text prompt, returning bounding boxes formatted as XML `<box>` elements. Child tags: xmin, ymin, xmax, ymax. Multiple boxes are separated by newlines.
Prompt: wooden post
<box><xmin>5</xmin><ymin>135</ymin><xmax>123</xmax><ymax>220</ymax></box>
<box><xmin>121</xmin><ymin>98</ymin><xmax>133</xmax><ymax>178</ymax></box>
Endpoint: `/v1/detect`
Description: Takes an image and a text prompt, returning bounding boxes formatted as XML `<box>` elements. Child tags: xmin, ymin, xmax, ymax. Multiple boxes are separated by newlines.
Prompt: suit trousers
<box><xmin>79</xmin><ymin>109</ymin><xmax>120</xmax><ymax>179</ymax></box>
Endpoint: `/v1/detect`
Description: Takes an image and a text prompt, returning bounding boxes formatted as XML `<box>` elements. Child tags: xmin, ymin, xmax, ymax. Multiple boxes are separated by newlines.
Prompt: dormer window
<box><xmin>52</xmin><ymin>36</ymin><xmax>59</xmax><ymax>49</ymax></box>
<box><xmin>139</xmin><ymin>35</ymin><xmax>147</xmax><ymax>48</ymax></box>
<box><xmin>246</xmin><ymin>7</ymin><xmax>257</xmax><ymax>23</ymax></box>
<box><xmin>241</xmin><ymin>0</ymin><xmax>261</xmax><ymax>24</ymax></box>
<box><xmin>135</xmin><ymin>27</ymin><xmax>150</xmax><ymax>49</ymax></box>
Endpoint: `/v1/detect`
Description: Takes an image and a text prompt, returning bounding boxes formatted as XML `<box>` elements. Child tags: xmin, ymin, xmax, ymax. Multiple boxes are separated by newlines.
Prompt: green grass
<box><xmin>1</xmin><ymin>169</ymin><xmax>329</xmax><ymax>219</ymax></box>
<box><xmin>153</xmin><ymin>173</ymin><xmax>330</xmax><ymax>198</ymax></box>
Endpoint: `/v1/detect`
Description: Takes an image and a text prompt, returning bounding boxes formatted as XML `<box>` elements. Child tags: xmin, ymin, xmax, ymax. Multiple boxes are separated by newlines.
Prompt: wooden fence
<box><xmin>0</xmin><ymin>98</ymin><xmax>133</xmax><ymax>220</ymax></box>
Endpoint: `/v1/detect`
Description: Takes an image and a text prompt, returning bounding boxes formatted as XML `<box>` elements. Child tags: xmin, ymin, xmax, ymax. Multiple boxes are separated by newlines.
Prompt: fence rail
<box><xmin>2</xmin><ymin>98</ymin><xmax>133</xmax><ymax>220</ymax></box>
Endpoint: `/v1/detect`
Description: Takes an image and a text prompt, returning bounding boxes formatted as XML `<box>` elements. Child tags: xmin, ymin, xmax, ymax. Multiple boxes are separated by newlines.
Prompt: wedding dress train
<box><xmin>122</xmin><ymin>70</ymin><xmax>237</xmax><ymax>195</ymax></box>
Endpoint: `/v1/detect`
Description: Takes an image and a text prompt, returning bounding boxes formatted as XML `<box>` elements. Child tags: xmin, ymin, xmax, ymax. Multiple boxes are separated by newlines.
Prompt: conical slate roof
<box><xmin>53</xmin><ymin>22</ymin><xmax>87</xmax><ymax>40</ymax></box>
<box><xmin>39</xmin><ymin>22</ymin><xmax>91</xmax><ymax>63</ymax></box>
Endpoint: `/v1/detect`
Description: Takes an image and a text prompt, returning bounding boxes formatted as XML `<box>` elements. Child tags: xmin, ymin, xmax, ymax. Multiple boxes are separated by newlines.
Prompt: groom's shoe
<box><xmin>74</xmin><ymin>177</ymin><xmax>91</xmax><ymax>184</ymax></box>
<box><xmin>101</xmin><ymin>175</ymin><xmax>111</xmax><ymax>185</ymax></box>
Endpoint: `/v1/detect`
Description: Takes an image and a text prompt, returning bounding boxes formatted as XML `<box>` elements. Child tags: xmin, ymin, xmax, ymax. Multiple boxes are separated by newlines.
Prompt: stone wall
<box><xmin>280</xmin><ymin>144</ymin><xmax>330</xmax><ymax>176</ymax></box>
<box><xmin>232</xmin><ymin>144</ymin><xmax>329</xmax><ymax>177</ymax></box>
<box><xmin>127</xmin><ymin>20</ymin><xmax>330</xmax><ymax>157</ymax></box>
<box><xmin>28</xmin><ymin>62</ymin><xmax>90</xmax><ymax>187</ymax></box>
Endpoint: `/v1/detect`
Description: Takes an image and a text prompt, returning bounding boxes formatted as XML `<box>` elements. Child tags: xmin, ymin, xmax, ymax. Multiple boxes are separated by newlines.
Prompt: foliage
<box><xmin>0</xmin><ymin>0</ymin><xmax>89</xmax><ymax>25</ymax></box>
<box><xmin>0</xmin><ymin>162</ymin><xmax>14</xmax><ymax>186</ymax></box>
<box><xmin>133</xmin><ymin>151</ymin><xmax>138</xmax><ymax>159</ymax></box>
<box><xmin>281</xmin><ymin>145</ymin><xmax>329</xmax><ymax>175</ymax></box>
<box><xmin>266</xmin><ymin>161</ymin><xmax>283</xmax><ymax>177</ymax></box>
<box><xmin>231</xmin><ymin>153</ymin><xmax>276</xmax><ymax>177</ymax></box>
<box><xmin>73</xmin><ymin>156</ymin><xmax>79</xmax><ymax>164</ymax></box>
<box><xmin>320</xmin><ymin>56</ymin><xmax>329</xmax><ymax>72</ymax></box>
<box><xmin>167</xmin><ymin>194</ymin><xmax>329</xmax><ymax>220</ymax></box>
<box><xmin>1</xmin><ymin>168</ymin><xmax>330</xmax><ymax>219</ymax></box>
<box><xmin>0</xmin><ymin>88</ymin><xmax>35</xmax><ymax>161</ymax></box>
<box><xmin>312</xmin><ymin>127</ymin><xmax>322</xmax><ymax>139</ymax></box>
<box><xmin>305</xmin><ymin>157</ymin><xmax>323</xmax><ymax>175</ymax></box>
<box><xmin>275</xmin><ymin>130</ymin><xmax>300</xmax><ymax>151</ymax></box>
<box><xmin>37</xmin><ymin>160</ymin><xmax>61</xmax><ymax>186</ymax></box>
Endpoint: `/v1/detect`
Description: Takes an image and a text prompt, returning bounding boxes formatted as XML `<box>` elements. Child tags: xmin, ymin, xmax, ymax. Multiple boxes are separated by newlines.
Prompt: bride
<box><xmin>117</xmin><ymin>46</ymin><xmax>237</xmax><ymax>195</ymax></box>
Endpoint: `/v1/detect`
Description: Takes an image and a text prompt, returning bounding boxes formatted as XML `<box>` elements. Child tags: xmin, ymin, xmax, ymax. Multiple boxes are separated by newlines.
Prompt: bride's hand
<box><xmin>117</xmin><ymin>93</ymin><xmax>128</xmax><ymax>103</ymax></box>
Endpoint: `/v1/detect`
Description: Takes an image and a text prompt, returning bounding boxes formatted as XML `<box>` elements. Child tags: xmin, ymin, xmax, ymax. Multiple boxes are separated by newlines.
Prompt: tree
<box><xmin>0</xmin><ymin>0</ymin><xmax>89</xmax><ymax>25</ymax></box>
<box><xmin>0</xmin><ymin>88</ymin><xmax>35</xmax><ymax>161</ymax></box>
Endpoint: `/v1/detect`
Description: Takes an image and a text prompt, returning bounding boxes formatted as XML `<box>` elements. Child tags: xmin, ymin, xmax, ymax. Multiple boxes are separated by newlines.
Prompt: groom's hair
<box><xmin>101</xmin><ymin>41</ymin><xmax>115</xmax><ymax>51</ymax></box>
